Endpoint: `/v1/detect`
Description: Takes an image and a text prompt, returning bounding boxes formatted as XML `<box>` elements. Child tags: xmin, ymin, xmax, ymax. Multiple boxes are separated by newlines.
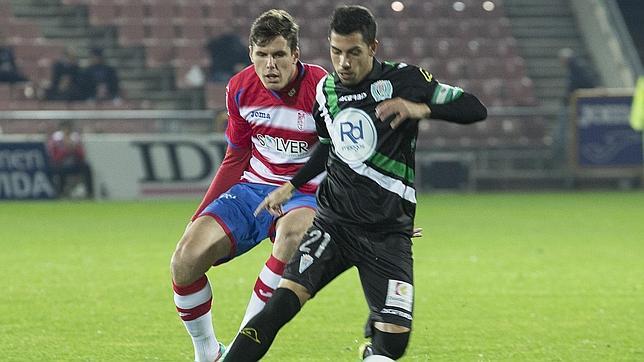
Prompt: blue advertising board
<box><xmin>575</xmin><ymin>95</ymin><xmax>642</xmax><ymax>167</ymax></box>
<box><xmin>0</xmin><ymin>142</ymin><xmax>57</xmax><ymax>200</ymax></box>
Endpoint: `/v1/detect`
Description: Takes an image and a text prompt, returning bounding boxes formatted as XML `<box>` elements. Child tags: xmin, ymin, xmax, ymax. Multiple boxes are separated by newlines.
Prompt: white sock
<box><xmin>173</xmin><ymin>275</ymin><xmax>221</xmax><ymax>362</ymax></box>
<box><xmin>238</xmin><ymin>254</ymin><xmax>286</xmax><ymax>330</ymax></box>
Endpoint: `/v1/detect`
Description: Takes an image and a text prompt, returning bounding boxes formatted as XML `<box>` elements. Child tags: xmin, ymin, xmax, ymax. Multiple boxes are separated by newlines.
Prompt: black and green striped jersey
<box><xmin>311</xmin><ymin>59</ymin><xmax>482</xmax><ymax>234</ymax></box>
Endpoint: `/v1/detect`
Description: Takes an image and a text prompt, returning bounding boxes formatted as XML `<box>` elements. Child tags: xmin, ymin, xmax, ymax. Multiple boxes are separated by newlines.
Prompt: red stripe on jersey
<box><xmin>245</xmin><ymin>163</ymin><xmax>286</xmax><ymax>185</ymax></box>
<box><xmin>251</xmin><ymin>149</ymin><xmax>306</xmax><ymax>174</ymax></box>
<box><xmin>244</xmin><ymin>164</ymin><xmax>318</xmax><ymax>194</ymax></box>
<box><xmin>176</xmin><ymin>298</ymin><xmax>212</xmax><ymax>321</ymax></box>
<box><xmin>173</xmin><ymin>275</ymin><xmax>208</xmax><ymax>296</ymax></box>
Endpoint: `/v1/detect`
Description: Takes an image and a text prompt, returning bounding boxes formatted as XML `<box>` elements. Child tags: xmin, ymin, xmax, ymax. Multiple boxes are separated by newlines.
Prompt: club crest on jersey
<box><xmin>371</xmin><ymin>80</ymin><xmax>393</xmax><ymax>102</ymax></box>
<box><xmin>330</xmin><ymin>107</ymin><xmax>377</xmax><ymax>164</ymax></box>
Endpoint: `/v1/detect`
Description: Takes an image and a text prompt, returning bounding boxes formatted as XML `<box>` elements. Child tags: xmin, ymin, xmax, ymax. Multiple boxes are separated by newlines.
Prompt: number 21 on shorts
<box><xmin>298</xmin><ymin>229</ymin><xmax>330</xmax><ymax>273</ymax></box>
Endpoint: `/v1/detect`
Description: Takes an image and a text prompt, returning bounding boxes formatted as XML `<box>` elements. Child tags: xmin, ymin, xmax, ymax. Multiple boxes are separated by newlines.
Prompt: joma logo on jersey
<box><xmin>338</xmin><ymin>92</ymin><xmax>367</xmax><ymax>102</ymax></box>
<box><xmin>256</xmin><ymin>134</ymin><xmax>309</xmax><ymax>154</ymax></box>
<box><xmin>249</xmin><ymin>111</ymin><xmax>271</xmax><ymax>119</ymax></box>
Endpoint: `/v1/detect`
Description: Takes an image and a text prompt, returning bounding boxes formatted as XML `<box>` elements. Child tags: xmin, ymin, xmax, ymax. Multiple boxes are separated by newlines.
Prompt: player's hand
<box><xmin>375</xmin><ymin>98</ymin><xmax>431</xmax><ymax>129</ymax></box>
<box><xmin>412</xmin><ymin>227</ymin><xmax>423</xmax><ymax>238</ymax></box>
<box><xmin>254</xmin><ymin>182</ymin><xmax>296</xmax><ymax>217</ymax></box>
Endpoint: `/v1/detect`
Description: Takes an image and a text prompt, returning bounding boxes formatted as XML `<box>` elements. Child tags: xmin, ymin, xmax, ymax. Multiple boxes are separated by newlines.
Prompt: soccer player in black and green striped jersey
<box><xmin>224</xmin><ymin>5</ymin><xmax>487</xmax><ymax>361</ymax></box>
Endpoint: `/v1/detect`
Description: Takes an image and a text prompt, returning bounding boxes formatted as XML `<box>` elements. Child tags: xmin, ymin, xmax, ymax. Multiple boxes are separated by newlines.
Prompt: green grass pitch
<box><xmin>1</xmin><ymin>192</ymin><xmax>643</xmax><ymax>361</ymax></box>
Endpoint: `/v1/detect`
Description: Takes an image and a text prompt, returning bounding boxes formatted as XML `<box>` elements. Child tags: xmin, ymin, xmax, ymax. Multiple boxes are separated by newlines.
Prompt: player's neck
<box><xmin>278</xmin><ymin>62</ymin><xmax>302</xmax><ymax>96</ymax></box>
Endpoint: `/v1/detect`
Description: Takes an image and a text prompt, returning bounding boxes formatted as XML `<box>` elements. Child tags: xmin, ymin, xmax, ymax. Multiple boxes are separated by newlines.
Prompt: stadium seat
<box><xmin>117</xmin><ymin>1</ymin><xmax>145</xmax><ymax>17</ymax></box>
<box><xmin>177</xmin><ymin>2</ymin><xmax>205</xmax><ymax>20</ymax></box>
<box><xmin>205</xmin><ymin>82</ymin><xmax>226</xmax><ymax>110</ymax></box>
<box><xmin>5</xmin><ymin>20</ymin><xmax>42</xmax><ymax>41</ymax></box>
<box><xmin>145</xmin><ymin>44</ymin><xmax>174</xmax><ymax>67</ymax></box>
<box><xmin>117</xmin><ymin>22</ymin><xmax>145</xmax><ymax>46</ymax></box>
<box><xmin>144</xmin><ymin>0</ymin><xmax>176</xmax><ymax>20</ymax></box>
<box><xmin>145</xmin><ymin>22</ymin><xmax>178</xmax><ymax>43</ymax></box>
<box><xmin>172</xmin><ymin>44</ymin><xmax>207</xmax><ymax>67</ymax></box>
<box><xmin>0</xmin><ymin>1</ymin><xmax>14</xmax><ymax>20</ymax></box>
<box><xmin>178</xmin><ymin>23</ymin><xmax>207</xmax><ymax>43</ymax></box>
<box><xmin>88</xmin><ymin>3</ymin><xmax>118</xmax><ymax>26</ymax></box>
<box><xmin>0</xmin><ymin>84</ymin><xmax>11</xmax><ymax>103</ymax></box>
<box><xmin>203</xmin><ymin>1</ymin><xmax>233</xmax><ymax>20</ymax></box>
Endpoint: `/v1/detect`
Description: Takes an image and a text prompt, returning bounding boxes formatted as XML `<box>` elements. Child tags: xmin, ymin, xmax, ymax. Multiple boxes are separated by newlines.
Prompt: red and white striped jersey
<box><xmin>225</xmin><ymin>61</ymin><xmax>327</xmax><ymax>194</ymax></box>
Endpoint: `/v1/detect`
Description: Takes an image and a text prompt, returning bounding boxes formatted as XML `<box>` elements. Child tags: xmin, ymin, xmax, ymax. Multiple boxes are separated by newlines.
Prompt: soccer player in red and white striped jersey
<box><xmin>170</xmin><ymin>9</ymin><xmax>327</xmax><ymax>362</ymax></box>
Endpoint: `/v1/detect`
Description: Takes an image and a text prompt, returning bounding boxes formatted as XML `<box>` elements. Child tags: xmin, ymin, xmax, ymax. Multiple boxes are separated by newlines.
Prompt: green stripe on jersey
<box><xmin>319</xmin><ymin>137</ymin><xmax>332</xmax><ymax>144</ymax></box>
<box><xmin>431</xmin><ymin>83</ymin><xmax>464</xmax><ymax>104</ymax></box>
<box><xmin>324</xmin><ymin>76</ymin><xmax>340</xmax><ymax>117</ymax></box>
<box><xmin>369</xmin><ymin>152</ymin><xmax>415</xmax><ymax>183</ymax></box>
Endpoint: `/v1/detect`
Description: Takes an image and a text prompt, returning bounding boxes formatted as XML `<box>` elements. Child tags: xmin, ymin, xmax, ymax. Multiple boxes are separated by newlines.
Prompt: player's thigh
<box><xmin>358</xmin><ymin>233</ymin><xmax>414</xmax><ymax>331</ymax></box>
<box><xmin>174</xmin><ymin>216</ymin><xmax>232</xmax><ymax>266</ymax></box>
<box><xmin>197</xmin><ymin>183</ymin><xmax>274</xmax><ymax>260</ymax></box>
<box><xmin>282</xmin><ymin>220</ymin><xmax>352</xmax><ymax>299</ymax></box>
<box><xmin>273</xmin><ymin>207</ymin><xmax>316</xmax><ymax>261</ymax></box>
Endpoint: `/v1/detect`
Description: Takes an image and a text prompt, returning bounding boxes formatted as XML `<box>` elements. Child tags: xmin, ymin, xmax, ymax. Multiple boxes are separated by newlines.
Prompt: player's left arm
<box><xmin>418</xmin><ymin>66</ymin><xmax>487</xmax><ymax>124</ymax></box>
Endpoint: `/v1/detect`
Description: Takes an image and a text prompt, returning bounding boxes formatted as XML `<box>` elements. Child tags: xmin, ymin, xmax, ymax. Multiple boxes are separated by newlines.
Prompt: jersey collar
<box><xmin>269</xmin><ymin>61</ymin><xmax>306</xmax><ymax>99</ymax></box>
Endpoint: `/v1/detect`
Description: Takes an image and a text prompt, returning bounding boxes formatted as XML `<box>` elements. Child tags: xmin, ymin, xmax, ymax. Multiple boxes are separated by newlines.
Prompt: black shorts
<box><xmin>283</xmin><ymin>218</ymin><xmax>414</xmax><ymax>329</ymax></box>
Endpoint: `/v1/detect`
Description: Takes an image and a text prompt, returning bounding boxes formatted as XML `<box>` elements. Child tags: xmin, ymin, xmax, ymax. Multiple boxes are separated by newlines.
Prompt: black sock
<box><xmin>224</xmin><ymin>288</ymin><xmax>302</xmax><ymax>361</ymax></box>
<box><xmin>372</xmin><ymin>329</ymin><xmax>410</xmax><ymax>360</ymax></box>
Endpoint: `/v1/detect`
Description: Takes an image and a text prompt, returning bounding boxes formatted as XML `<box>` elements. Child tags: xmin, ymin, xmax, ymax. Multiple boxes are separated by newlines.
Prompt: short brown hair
<box><xmin>249</xmin><ymin>9</ymin><xmax>299</xmax><ymax>51</ymax></box>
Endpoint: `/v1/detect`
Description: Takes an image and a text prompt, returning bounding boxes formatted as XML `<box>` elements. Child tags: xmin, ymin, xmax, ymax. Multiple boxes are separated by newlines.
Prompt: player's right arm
<box><xmin>191</xmin><ymin>145</ymin><xmax>250</xmax><ymax>220</ymax></box>
<box><xmin>191</xmin><ymin>81</ymin><xmax>253</xmax><ymax>220</ymax></box>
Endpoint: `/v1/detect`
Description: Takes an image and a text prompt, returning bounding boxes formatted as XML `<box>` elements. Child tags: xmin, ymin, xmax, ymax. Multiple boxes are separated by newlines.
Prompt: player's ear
<box><xmin>293</xmin><ymin>46</ymin><xmax>300</xmax><ymax>63</ymax></box>
<box><xmin>370</xmin><ymin>40</ymin><xmax>378</xmax><ymax>57</ymax></box>
<box><xmin>248</xmin><ymin>45</ymin><xmax>254</xmax><ymax>63</ymax></box>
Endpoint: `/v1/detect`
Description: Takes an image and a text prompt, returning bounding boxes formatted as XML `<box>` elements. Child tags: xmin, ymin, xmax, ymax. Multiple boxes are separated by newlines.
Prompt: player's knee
<box><xmin>273</xmin><ymin>229</ymin><xmax>306</xmax><ymax>261</ymax></box>
<box><xmin>372</xmin><ymin>329</ymin><xmax>410</xmax><ymax>360</ymax></box>
<box><xmin>280</xmin><ymin>227</ymin><xmax>307</xmax><ymax>246</ymax></box>
<box><xmin>170</xmin><ymin>236</ymin><xmax>199</xmax><ymax>285</ymax></box>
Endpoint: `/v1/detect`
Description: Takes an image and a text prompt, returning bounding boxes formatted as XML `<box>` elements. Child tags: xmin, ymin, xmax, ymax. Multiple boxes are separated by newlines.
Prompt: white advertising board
<box><xmin>84</xmin><ymin>134</ymin><xmax>225</xmax><ymax>199</ymax></box>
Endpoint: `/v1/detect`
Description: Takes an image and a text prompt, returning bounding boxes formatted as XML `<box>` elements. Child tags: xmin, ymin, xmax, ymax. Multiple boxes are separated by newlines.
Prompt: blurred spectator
<box><xmin>184</xmin><ymin>64</ymin><xmax>206</xmax><ymax>88</ymax></box>
<box><xmin>558</xmin><ymin>48</ymin><xmax>596</xmax><ymax>104</ymax></box>
<box><xmin>0</xmin><ymin>32</ymin><xmax>28</xmax><ymax>83</ymax></box>
<box><xmin>83</xmin><ymin>47</ymin><xmax>120</xmax><ymax>101</ymax></box>
<box><xmin>205</xmin><ymin>33</ymin><xmax>249</xmax><ymax>82</ymax></box>
<box><xmin>47</xmin><ymin>120</ymin><xmax>94</xmax><ymax>199</ymax></box>
<box><xmin>556</xmin><ymin>48</ymin><xmax>597</xmax><ymax>164</ymax></box>
<box><xmin>44</xmin><ymin>47</ymin><xmax>86</xmax><ymax>101</ymax></box>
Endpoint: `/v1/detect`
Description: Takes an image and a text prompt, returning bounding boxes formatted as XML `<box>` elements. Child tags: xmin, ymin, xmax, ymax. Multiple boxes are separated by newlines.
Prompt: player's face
<box><xmin>329</xmin><ymin>31</ymin><xmax>377</xmax><ymax>86</ymax></box>
<box><xmin>250</xmin><ymin>36</ymin><xmax>299</xmax><ymax>91</ymax></box>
